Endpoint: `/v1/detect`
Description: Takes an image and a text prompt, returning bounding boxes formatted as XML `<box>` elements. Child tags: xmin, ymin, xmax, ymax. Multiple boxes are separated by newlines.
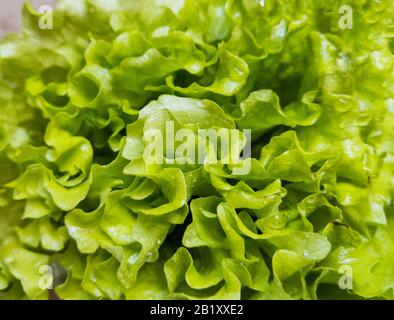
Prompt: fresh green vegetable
<box><xmin>0</xmin><ymin>0</ymin><xmax>393</xmax><ymax>300</ymax></box>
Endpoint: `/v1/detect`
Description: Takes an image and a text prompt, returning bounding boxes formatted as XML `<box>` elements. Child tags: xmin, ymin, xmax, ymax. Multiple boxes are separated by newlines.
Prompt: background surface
<box><xmin>0</xmin><ymin>0</ymin><xmax>56</xmax><ymax>38</ymax></box>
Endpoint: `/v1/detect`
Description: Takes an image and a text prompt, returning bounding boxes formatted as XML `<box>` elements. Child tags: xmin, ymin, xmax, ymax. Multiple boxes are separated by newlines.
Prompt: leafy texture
<box><xmin>0</xmin><ymin>0</ymin><xmax>393</xmax><ymax>300</ymax></box>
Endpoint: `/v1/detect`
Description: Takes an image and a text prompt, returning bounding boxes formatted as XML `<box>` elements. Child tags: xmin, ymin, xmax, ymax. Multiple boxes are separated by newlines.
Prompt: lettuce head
<box><xmin>0</xmin><ymin>0</ymin><xmax>393</xmax><ymax>300</ymax></box>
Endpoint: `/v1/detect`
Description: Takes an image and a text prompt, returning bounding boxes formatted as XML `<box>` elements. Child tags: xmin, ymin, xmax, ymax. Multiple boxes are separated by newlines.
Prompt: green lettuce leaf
<box><xmin>0</xmin><ymin>0</ymin><xmax>393</xmax><ymax>300</ymax></box>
